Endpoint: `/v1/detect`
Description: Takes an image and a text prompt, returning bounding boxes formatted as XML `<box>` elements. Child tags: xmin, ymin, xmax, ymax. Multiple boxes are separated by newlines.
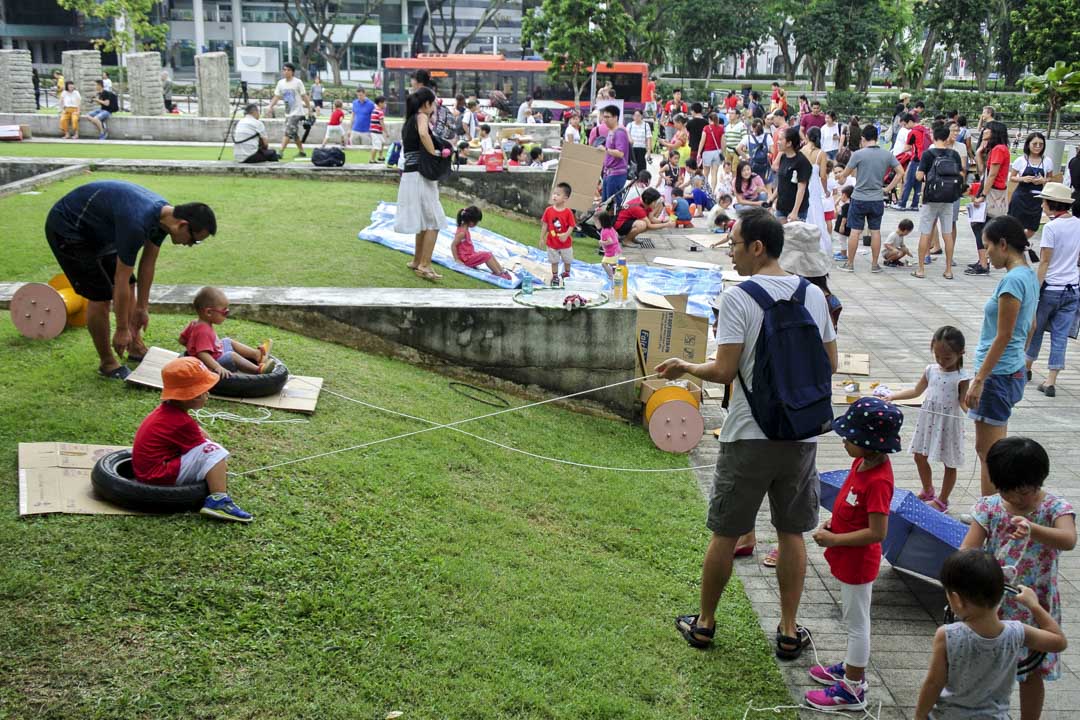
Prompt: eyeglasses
<box><xmin>209</xmin><ymin>307</ymin><xmax>230</xmax><ymax>316</ymax></box>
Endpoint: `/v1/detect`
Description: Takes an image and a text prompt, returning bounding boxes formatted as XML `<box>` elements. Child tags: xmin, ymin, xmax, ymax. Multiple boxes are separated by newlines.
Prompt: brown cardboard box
<box><xmin>634</xmin><ymin>292</ymin><xmax>710</xmax><ymax>376</ymax></box>
<box><xmin>639</xmin><ymin>378</ymin><xmax>702</xmax><ymax>407</ymax></box>
<box><xmin>552</xmin><ymin>142</ymin><xmax>606</xmax><ymax>212</ymax></box>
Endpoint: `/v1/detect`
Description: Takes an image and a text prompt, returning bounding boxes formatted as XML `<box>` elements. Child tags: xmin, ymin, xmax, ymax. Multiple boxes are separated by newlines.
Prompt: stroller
<box><xmin>575</xmin><ymin>176</ymin><xmax>637</xmax><ymax>246</ymax></box>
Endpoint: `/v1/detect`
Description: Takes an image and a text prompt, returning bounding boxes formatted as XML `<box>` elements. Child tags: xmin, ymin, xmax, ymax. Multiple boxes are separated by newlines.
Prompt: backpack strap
<box><xmin>737</xmin><ymin>280</ymin><xmax>775</xmax><ymax>310</ymax></box>
<box><xmin>791</xmin><ymin>277</ymin><xmax>809</xmax><ymax>304</ymax></box>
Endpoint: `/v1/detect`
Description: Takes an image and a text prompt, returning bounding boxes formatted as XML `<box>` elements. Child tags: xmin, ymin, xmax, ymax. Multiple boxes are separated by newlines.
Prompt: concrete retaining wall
<box><xmin>0</xmin><ymin>283</ymin><xmax>639</xmax><ymax>417</ymax></box>
<box><xmin>0</xmin><ymin>156</ymin><xmax>556</xmax><ymax>218</ymax></box>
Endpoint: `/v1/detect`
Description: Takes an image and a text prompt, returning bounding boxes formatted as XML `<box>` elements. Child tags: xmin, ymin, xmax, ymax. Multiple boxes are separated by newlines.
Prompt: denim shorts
<box><xmin>847</xmin><ymin>198</ymin><xmax>884</xmax><ymax>231</ymax></box>
<box><xmin>217</xmin><ymin>338</ymin><xmax>238</xmax><ymax>371</ymax></box>
<box><xmin>968</xmin><ymin>371</ymin><xmax>1026</xmax><ymax>426</ymax></box>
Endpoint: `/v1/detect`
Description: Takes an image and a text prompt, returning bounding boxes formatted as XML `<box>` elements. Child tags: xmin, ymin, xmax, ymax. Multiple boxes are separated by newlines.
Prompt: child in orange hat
<box><xmin>132</xmin><ymin>356</ymin><xmax>253</xmax><ymax>522</ymax></box>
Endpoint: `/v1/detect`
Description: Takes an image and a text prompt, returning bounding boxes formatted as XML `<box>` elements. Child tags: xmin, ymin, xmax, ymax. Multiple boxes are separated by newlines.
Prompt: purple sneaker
<box><xmin>808</xmin><ymin>661</ymin><xmax>846</xmax><ymax>686</ymax></box>
<box><xmin>805</xmin><ymin>680</ymin><xmax>867</xmax><ymax>711</ymax></box>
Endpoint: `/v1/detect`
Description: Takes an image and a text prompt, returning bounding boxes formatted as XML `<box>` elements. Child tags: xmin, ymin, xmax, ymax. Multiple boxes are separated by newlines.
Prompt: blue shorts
<box><xmin>847</xmin><ymin>199</ymin><xmax>884</xmax><ymax>231</ymax></box>
<box><xmin>967</xmin><ymin>371</ymin><xmax>1026</xmax><ymax>426</ymax></box>
<box><xmin>217</xmin><ymin>338</ymin><xmax>238</xmax><ymax>371</ymax></box>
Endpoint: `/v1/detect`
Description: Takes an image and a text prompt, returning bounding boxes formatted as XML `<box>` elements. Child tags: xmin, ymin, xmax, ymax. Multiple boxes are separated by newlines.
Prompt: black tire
<box><xmin>91</xmin><ymin>449</ymin><xmax>207</xmax><ymax>512</ymax></box>
<box><xmin>211</xmin><ymin>357</ymin><xmax>289</xmax><ymax>398</ymax></box>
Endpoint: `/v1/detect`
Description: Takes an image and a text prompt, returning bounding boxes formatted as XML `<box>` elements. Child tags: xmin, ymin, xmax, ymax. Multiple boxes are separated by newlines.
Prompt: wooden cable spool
<box><xmin>644</xmin><ymin>384</ymin><xmax>704</xmax><ymax>454</ymax></box>
<box><xmin>10</xmin><ymin>274</ymin><xmax>88</xmax><ymax>339</ymax></box>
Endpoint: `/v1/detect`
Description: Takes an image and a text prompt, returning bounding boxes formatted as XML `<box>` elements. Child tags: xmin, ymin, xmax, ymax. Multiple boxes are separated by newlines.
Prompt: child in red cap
<box><xmin>132</xmin><ymin>356</ymin><xmax>253</xmax><ymax>522</ymax></box>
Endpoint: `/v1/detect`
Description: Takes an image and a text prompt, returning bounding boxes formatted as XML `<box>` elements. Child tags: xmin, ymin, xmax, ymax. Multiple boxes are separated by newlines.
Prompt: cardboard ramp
<box><xmin>126</xmin><ymin>347</ymin><xmax>323</xmax><ymax>414</ymax></box>
<box><xmin>837</xmin><ymin>352</ymin><xmax>871</xmax><ymax>376</ymax></box>
<box><xmin>18</xmin><ymin>442</ymin><xmax>137</xmax><ymax>516</ymax></box>
<box><xmin>831</xmin><ymin>380</ymin><xmax>925</xmax><ymax>407</ymax></box>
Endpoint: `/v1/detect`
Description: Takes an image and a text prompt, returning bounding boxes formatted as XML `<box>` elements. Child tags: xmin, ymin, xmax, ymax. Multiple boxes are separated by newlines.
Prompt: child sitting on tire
<box><xmin>132</xmin><ymin>357</ymin><xmax>253</xmax><ymax>522</ymax></box>
<box><xmin>179</xmin><ymin>286</ymin><xmax>274</xmax><ymax>378</ymax></box>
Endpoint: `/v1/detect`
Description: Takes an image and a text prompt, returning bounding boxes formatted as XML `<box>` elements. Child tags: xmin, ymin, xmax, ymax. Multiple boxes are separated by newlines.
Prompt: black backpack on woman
<box><xmin>419</xmin><ymin>131</ymin><xmax>453</xmax><ymax>182</ymax></box>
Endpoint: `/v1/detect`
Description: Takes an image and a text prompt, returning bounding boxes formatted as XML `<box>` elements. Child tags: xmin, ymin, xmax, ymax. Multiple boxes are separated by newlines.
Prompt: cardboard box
<box><xmin>639</xmin><ymin>378</ymin><xmax>702</xmax><ymax>407</ymax></box>
<box><xmin>552</xmin><ymin>141</ymin><xmax>606</xmax><ymax>212</ymax></box>
<box><xmin>634</xmin><ymin>293</ymin><xmax>710</xmax><ymax>376</ymax></box>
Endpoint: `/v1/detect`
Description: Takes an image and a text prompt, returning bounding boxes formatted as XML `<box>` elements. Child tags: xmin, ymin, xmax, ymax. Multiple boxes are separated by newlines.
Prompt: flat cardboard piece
<box><xmin>639</xmin><ymin>378</ymin><xmax>702</xmax><ymax>406</ymax></box>
<box><xmin>837</xmin><ymin>352</ymin><xmax>871</xmax><ymax>376</ymax></box>
<box><xmin>126</xmin><ymin>347</ymin><xmax>323</xmax><ymax>414</ymax></box>
<box><xmin>635</xmin><ymin>294</ymin><xmax>709</xmax><ymax>376</ymax></box>
<box><xmin>652</xmin><ymin>256</ymin><xmax>721</xmax><ymax>271</ymax></box>
<box><xmin>552</xmin><ymin>142</ymin><xmax>606</xmax><ymax>212</ymax></box>
<box><xmin>18</xmin><ymin>442</ymin><xmax>138</xmax><ymax>516</ymax></box>
<box><xmin>509</xmin><ymin>254</ymin><xmax>554</xmax><ymax>283</ymax></box>
<box><xmin>831</xmin><ymin>381</ymin><xmax>924</xmax><ymax>407</ymax></box>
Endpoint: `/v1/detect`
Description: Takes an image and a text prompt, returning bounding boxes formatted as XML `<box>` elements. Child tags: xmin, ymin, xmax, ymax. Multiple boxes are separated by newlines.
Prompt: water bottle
<box><xmin>521</xmin><ymin>270</ymin><xmax>533</xmax><ymax>295</ymax></box>
<box><xmin>612</xmin><ymin>263</ymin><xmax>624</xmax><ymax>302</ymax></box>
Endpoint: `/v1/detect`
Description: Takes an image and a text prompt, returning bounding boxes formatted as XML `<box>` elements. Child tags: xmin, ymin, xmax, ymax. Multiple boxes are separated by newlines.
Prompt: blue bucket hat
<box><xmin>832</xmin><ymin>397</ymin><xmax>904</xmax><ymax>453</ymax></box>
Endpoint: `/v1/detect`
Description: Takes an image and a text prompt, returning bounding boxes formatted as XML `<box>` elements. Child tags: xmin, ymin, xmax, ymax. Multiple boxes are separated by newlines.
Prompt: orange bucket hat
<box><xmin>161</xmin><ymin>357</ymin><xmax>219</xmax><ymax>401</ymax></box>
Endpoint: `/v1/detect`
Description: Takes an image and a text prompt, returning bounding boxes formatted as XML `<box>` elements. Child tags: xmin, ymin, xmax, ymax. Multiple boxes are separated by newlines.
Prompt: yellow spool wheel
<box><xmin>643</xmin><ymin>385</ymin><xmax>699</xmax><ymax>425</ymax></box>
<box><xmin>48</xmin><ymin>273</ymin><xmax>88</xmax><ymax>327</ymax></box>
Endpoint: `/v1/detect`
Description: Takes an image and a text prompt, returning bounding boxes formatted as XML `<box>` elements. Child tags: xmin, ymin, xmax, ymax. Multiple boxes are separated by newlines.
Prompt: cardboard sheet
<box><xmin>831</xmin><ymin>381</ymin><xmax>925</xmax><ymax>407</ymax></box>
<box><xmin>552</xmin><ymin>142</ymin><xmax>606</xmax><ymax>212</ymax></box>
<box><xmin>634</xmin><ymin>293</ymin><xmax>709</xmax><ymax>375</ymax></box>
<box><xmin>18</xmin><ymin>442</ymin><xmax>137</xmax><ymax>516</ymax></box>
<box><xmin>126</xmin><ymin>347</ymin><xmax>323</xmax><ymax>414</ymax></box>
<box><xmin>652</xmin><ymin>257</ymin><xmax>721</xmax><ymax>271</ymax></box>
<box><xmin>837</xmin><ymin>352</ymin><xmax>871</xmax><ymax>376</ymax></box>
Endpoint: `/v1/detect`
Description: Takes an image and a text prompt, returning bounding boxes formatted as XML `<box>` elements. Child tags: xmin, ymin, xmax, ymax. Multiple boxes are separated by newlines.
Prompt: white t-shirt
<box><xmin>480</xmin><ymin>136</ymin><xmax>494</xmax><ymax>154</ymax></box>
<box><xmin>950</xmin><ymin>140</ymin><xmax>968</xmax><ymax>167</ymax></box>
<box><xmin>820</xmin><ymin>122</ymin><xmax>841</xmax><ymax>153</ymax></box>
<box><xmin>274</xmin><ymin>77</ymin><xmax>307</xmax><ymax>116</ymax></box>
<box><xmin>563</xmin><ymin>125</ymin><xmax>580</xmax><ymax>144</ymax></box>
<box><xmin>233</xmin><ymin>115</ymin><xmax>266</xmax><ymax>162</ymax></box>
<box><xmin>1011</xmin><ymin>156</ymin><xmax>1057</xmax><ymax>176</ymax></box>
<box><xmin>1040</xmin><ymin>214</ymin><xmax>1080</xmax><ymax>288</ymax></box>
<box><xmin>737</xmin><ymin>132</ymin><xmax>773</xmax><ymax>155</ymax></box>
<box><xmin>892</xmin><ymin>127</ymin><xmax>909</xmax><ymax>157</ymax></box>
<box><xmin>61</xmin><ymin>90</ymin><xmax>80</xmax><ymax>108</ymax></box>
<box><xmin>102</xmin><ymin>77</ymin><xmax>113</xmax><ymax>92</ymax></box>
<box><xmin>822</xmin><ymin>176</ymin><xmax>839</xmax><ymax>212</ymax></box>
<box><xmin>716</xmin><ymin>274</ymin><xmax>836</xmax><ymax>442</ymax></box>
<box><xmin>628</xmin><ymin>121</ymin><xmax>650</xmax><ymax>148</ymax></box>
<box><xmin>462</xmin><ymin>109</ymin><xmax>477</xmax><ymax>139</ymax></box>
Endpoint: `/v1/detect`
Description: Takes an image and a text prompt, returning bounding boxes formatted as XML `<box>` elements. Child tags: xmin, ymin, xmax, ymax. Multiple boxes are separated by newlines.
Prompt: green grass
<box><xmin>0</xmin><ymin>142</ymin><xmax>380</xmax><ymax>162</ymax></box>
<box><xmin>0</xmin><ymin>315</ymin><xmax>793</xmax><ymax>718</ymax></box>
<box><xmin>2</xmin><ymin>172</ymin><xmax>599</xmax><ymax>289</ymax></box>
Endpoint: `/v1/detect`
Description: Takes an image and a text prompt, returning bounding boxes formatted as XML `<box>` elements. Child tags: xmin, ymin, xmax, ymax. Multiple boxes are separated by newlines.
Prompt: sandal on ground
<box><xmin>943</xmin><ymin>271</ymin><xmax>954</xmax><ymax>280</ymax></box>
<box><xmin>675</xmin><ymin>614</ymin><xmax>715</xmax><ymax>649</ymax></box>
<box><xmin>762</xmin><ymin>548</ymin><xmax>779</xmax><ymax>568</ymax></box>
<box><xmin>406</xmin><ymin>261</ymin><xmax>419</xmax><ymax>270</ymax></box>
<box><xmin>916</xmin><ymin>489</ymin><xmax>936</xmax><ymax>502</ymax></box>
<box><xmin>910</xmin><ymin>270</ymin><xmax>925</xmax><ymax>279</ymax></box>
<box><xmin>775</xmin><ymin>624</ymin><xmax>812</xmax><ymax>660</ymax></box>
<box><xmin>928</xmin><ymin>497</ymin><xmax>949</xmax><ymax>512</ymax></box>
<box><xmin>98</xmin><ymin>365</ymin><xmax>131</xmax><ymax>380</ymax></box>
<box><xmin>414</xmin><ymin>268</ymin><xmax>441</xmax><ymax>281</ymax></box>
<box><xmin>733</xmin><ymin>543</ymin><xmax>756</xmax><ymax>558</ymax></box>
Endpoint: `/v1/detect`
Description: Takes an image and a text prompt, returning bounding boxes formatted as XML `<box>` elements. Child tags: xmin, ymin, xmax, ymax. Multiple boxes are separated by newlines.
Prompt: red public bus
<box><xmin>382</xmin><ymin>55</ymin><xmax>649</xmax><ymax>117</ymax></box>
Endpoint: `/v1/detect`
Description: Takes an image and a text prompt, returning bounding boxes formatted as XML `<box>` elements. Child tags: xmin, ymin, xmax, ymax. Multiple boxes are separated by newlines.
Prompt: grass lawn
<box><xmin>2</xmin><ymin>172</ymin><xmax>599</xmax><ymax>289</ymax></box>
<box><xmin>0</xmin><ymin>315</ymin><xmax>793</xmax><ymax>718</ymax></box>
<box><xmin>0</xmin><ymin>141</ymin><xmax>381</xmax><ymax>163</ymax></box>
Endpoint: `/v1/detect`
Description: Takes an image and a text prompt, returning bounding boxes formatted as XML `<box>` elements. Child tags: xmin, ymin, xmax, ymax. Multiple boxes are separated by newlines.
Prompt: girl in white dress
<box><xmin>802</xmin><ymin>127</ymin><xmax>832</xmax><ymax>255</ymax></box>
<box><xmin>886</xmin><ymin>326</ymin><xmax>972</xmax><ymax>512</ymax></box>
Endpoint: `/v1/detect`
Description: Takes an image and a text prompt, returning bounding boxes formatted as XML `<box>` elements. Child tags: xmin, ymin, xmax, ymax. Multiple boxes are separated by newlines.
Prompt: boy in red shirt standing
<box><xmin>805</xmin><ymin>397</ymin><xmax>903</xmax><ymax>711</ymax></box>
<box><xmin>132</xmin><ymin>357</ymin><xmax>253</xmax><ymax>522</ymax></box>
<box><xmin>322</xmin><ymin>99</ymin><xmax>347</xmax><ymax>147</ymax></box>
<box><xmin>540</xmin><ymin>182</ymin><xmax>575</xmax><ymax>286</ymax></box>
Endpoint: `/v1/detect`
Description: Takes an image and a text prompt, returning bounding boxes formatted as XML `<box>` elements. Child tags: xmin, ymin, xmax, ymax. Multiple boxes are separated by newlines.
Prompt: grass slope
<box><xmin>0</xmin><ymin>316</ymin><xmax>792</xmax><ymax>719</ymax></box>
<box><xmin>2</xmin><ymin>172</ymin><xmax>599</xmax><ymax>289</ymax></box>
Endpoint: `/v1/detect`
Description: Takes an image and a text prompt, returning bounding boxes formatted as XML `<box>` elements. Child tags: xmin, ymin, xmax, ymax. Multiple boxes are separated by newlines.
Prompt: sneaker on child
<box><xmin>805</xmin><ymin>680</ymin><xmax>867</xmax><ymax>711</ymax></box>
<box><xmin>809</xmin><ymin>662</ymin><xmax>846</xmax><ymax>686</ymax></box>
<box><xmin>200</xmin><ymin>492</ymin><xmax>254</xmax><ymax>523</ymax></box>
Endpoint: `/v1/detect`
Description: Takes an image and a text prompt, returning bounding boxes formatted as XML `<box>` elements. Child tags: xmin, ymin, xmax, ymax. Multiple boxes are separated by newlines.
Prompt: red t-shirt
<box><xmin>645</xmin><ymin>81</ymin><xmax>656</xmax><ymax>103</ymax></box>
<box><xmin>615</xmin><ymin>198</ymin><xmax>649</xmax><ymax>229</ymax></box>
<box><xmin>542</xmin><ymin>206</ymin><xmax>575</xmax><ymax>250</ymax></box>
<box><xmin>328</xmin><ymin>108</ymin><xmax>345</xmax><ymax>126</ymax></box>
<box><xmin>179</xmin><ymin>321</ymin><xmax>223</xmax><ymax>359</ymax></box>
<box><xmin>724</xmin><ymin>95</ymin><xmax>739</xmax><ymax>110</ymax></box>
<box><xmin>663</xmin><ymin>100</ymin><xmax>687</xmax><ymax>126</ymax></box>
<box><xmin>132</xmin><ymin>403</ymin><xmax>207</xmax><ymax>484</ymax></box>
<box><xmin>824</xmin><ymin>457</ymin><xmax>894</xmax><ymax>585</ymax></box>
<box><xmin>988</xmin><ymin>144</ymin><xmax>1011</xmax><ymax>189</ymax></box>
<box><xmin>702</xmin><ymin>124</ymin><xmax>724</xmax><ymax>152</ymax></box>
<box><xmin>907</xmin><ymin>124</ymin><xmax>930</xmax><ymax>159</ymax></box>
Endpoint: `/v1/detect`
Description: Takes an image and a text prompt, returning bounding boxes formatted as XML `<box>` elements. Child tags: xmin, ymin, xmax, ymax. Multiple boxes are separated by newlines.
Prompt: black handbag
<box><xmin>311</xmin><ymin>146</ymin><xmax>345</xmax><ymax>167</ymax></box>
<box><xmin>418</xmin><ymin>132</ymin><xmax>453</xmax><ymax>182</ymax></box>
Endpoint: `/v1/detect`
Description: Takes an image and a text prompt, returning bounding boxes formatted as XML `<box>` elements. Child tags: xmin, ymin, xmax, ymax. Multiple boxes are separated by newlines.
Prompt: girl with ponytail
<box><xmin>451</xmin><ymin>206</ymin><xmax>512</xmax><ymax>280</ymax></box>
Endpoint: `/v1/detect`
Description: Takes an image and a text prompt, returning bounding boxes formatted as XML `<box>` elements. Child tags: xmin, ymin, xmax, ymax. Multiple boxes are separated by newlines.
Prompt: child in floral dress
<box><xmin>886</xmin><ymin>326</ymin><xmax>971</xmax><ymax>513</ymax></box>
<box><xmin>961</xmin><ymin>436</ymin><xmax>1077</xmax><ymax>720</ymax></box>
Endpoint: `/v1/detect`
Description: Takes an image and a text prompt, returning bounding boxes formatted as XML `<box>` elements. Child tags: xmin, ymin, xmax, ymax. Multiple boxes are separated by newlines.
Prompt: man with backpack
<box><xmin>656</xmin><ymin>208</ymin><xmax>838</xmax><ymax>661</ymax></box>
<box><xmin>912</xmin><ymin>124</ymin><xmax>965</xmax><ymax>279</ymax></box>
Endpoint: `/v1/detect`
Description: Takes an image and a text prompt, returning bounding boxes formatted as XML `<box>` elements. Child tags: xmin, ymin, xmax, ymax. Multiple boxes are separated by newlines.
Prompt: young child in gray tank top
<box><xmin>914</xmin><ymin>549</ymin><xmax>1066</xmax><ymax>719</ymax></box>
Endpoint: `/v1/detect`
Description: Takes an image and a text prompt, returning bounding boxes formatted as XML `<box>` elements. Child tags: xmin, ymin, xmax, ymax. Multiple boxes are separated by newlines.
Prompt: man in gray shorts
<box><xmin>656</xmin><ymin>208</ymin><xmax>838</xmax><ymax>659</ymax></box>
<box><xmin>912</xmin><ymin>123</ymin><xmax>965</xmax><ymax>278</ymax></box>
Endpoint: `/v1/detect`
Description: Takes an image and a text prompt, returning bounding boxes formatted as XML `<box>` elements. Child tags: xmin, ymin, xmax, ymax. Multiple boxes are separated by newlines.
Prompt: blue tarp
<box><xmin>820</xmin><ymin>469</ymin><xmax>967</xmax><ymax>582</ymax></box>
<box><xmin>358</xmin><ymin>203</ymin><xmax>723</xmax><ymax>317</ymax></box>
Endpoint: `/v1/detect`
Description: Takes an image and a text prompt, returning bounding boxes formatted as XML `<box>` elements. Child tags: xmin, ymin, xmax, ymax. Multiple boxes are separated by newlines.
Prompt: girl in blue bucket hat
<box><xmin>805</xmin><ymin>397</ymin><xmax>903</xmax><ymax>711</ymax></box>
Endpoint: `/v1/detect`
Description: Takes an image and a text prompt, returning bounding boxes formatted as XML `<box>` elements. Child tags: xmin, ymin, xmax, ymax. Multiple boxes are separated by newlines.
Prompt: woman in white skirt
<box><xmin>396</xmin><ymin>86</ymin><xmax>447</xmax><ymax>281</ymax></box>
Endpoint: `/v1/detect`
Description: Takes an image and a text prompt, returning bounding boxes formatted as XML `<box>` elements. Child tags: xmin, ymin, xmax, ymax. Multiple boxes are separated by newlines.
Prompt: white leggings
<box><xmin>841</xmin><ymin>580</ymin><xmax>874</xmax><ymax>668</ymax></box>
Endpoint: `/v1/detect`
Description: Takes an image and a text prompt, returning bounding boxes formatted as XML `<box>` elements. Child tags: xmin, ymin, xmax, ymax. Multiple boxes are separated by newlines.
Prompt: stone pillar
<box><xmin>0</xmin><ymin>49</ymin><xmax>36</xmax><ymax>113</ymax></box>
<box><xmin>61</xmin><ymin>49</ymin><xmax>102</xmax><ymax>112</ymax></box>
<box><xmin>195</xmin><ymin>52</ymin><xmax>231</xmax><ymax>117</ymax></box>
<box><xmin>125</xmin><ymin>51</ymin><xmax>164</xmax><ymax>116</ymax></box>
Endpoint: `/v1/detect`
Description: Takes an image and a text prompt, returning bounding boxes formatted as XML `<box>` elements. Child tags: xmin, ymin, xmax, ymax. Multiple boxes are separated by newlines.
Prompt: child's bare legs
<box><xmin>484</xmin><ymin>257</ymin><xmax>505</xmax><ymax>275</ymax></box>
<box><xmin>225</xmin><ymin>353</ymin><xmax>261</xmax><ymax>374</ymax></box>
<box><xmin>603</xmin><ymin>263</ymin><xmax>615</xmax><ymax>281</ymax></box>
<box><xmin>1019</xmin><ymin>674</ymin><xmax>1044</xmax><ymax>720</ymax></box>
<box><xmin>205</xmin><ymin>458</ymin><xmax>229</xmax><ymax>495</ymax></box>
<box><xmin>550</xmin><ymin>263</ymin><xmax>559</xmax><ymax>279</ymax></box>
<box><xmin>975</xmin><ymin>420</ymin><xmax>1008</xmax><ymax>497</ymax></box>
<box><xmin>938</xmin><ymin>466</ymin><xmax>957</xmax><ymax>506</ymax></box>
<box><xmin>229</xmin><ymin>339</ymin><xmax>262</xmax><ymax>364</ymax></box>
<box><xmin>914</xmin><ymin>453</ymin><xmax>935</xmax><ymax>497</ymax></box>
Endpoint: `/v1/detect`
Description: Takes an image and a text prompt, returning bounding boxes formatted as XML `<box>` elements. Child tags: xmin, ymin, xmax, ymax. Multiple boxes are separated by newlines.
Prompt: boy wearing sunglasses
<box><xmin>179</xmin><ymin>286</ymin><xmax>274</xmax><ymax>378</ymax></box>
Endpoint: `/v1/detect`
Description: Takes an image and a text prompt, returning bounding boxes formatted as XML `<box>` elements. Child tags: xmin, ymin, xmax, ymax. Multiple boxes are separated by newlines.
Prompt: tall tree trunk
<box><xmin>833</xmin><ymin>59</ymin><xmax>851</xmax><ymax>92</ymax></box>
<box><xmin>327</xmin><ymin>55</ymin><xmax>342</xmax><ymax>86</ymax></box>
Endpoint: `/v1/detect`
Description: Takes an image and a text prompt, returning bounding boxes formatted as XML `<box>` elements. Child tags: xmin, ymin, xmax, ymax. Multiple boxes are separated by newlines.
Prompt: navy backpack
<box><xmin>736</xmin><ymin>278</ymin><xmax>834</xmax><ymax>440</ymax></box>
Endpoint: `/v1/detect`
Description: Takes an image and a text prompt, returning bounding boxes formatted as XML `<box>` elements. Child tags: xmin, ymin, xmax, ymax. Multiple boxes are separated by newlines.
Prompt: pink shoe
<box><xmin>928</xmin><ymin>497</ymin><xmax>949</xmax><ymax>513</ymax></box>
<box><xmin>805</xmin><ymin>680</ymin><xmax>867</xmax><ymax>711</ymax></box>
<box><xmin>808</xmin><ymin>661</ymin><xmax>845</xmax><ymax>686</ymax></box>
<box><xmin>917</xmin><ymin>489</ymin><xmax>936</xmax><ymax>502</ymax></box>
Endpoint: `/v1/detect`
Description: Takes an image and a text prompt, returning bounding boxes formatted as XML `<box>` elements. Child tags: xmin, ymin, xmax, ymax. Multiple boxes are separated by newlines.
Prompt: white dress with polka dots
<box><xmin>909</xmin><ymin>363</ymin><xmax>971</xmax><ymax>469</ymax></box>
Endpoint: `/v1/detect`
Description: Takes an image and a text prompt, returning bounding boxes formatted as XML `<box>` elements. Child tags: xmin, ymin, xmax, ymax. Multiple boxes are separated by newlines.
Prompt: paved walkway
<box><xmin>626</xmin><ymin>210</ymin><xmax>1080</xmax><ymax>719</ymax></box>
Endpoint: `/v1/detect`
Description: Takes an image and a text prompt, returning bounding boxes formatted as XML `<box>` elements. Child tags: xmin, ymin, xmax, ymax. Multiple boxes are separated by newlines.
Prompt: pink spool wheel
<box><xmin>11</xmin><ymin>283</ymin><xmax>67</xmax><ymax>339</ymax></box>
<box><xmin>648</xmin><ymin>399</ymin><xmax>704</xmax><ymax>453</ymax></box>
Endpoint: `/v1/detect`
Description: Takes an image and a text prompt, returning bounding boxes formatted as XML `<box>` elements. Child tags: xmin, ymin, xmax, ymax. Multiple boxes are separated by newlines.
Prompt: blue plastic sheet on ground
<box><xmin>820</xmin><ymin>469</ymin><xmax>966</xmax><ymax>582</ymax></box>
<box><xmin>358</xmin><ymin>203</ymin><xmax>722</xmax><ymax>316</ymax></box>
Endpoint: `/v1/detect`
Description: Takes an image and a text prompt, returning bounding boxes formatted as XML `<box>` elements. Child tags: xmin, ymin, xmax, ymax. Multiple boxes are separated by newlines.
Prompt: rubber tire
<box><xmin>211</xmin><ymin>357</ymin><xmax>289</xmax><ymax>398</ymax></box>
<box><xmin>90</xmin><ymin>449</ymin><xmax>207</xmax><ymax>512</ymax></box>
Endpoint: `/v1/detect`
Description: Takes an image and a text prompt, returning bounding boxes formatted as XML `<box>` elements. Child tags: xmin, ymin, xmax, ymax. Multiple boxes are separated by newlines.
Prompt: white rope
<box><xmin>193</xmin><ymin>407</ymin><xmax>309</xmax><ymax>426</ymax></box>
<box><xmin>231</xmin><ymin>373</ymin><xmax>714</xmax><ymax>477</ymax></box>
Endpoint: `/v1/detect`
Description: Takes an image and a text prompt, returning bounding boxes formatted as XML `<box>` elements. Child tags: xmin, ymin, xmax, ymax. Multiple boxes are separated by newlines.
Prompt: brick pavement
<box><xmin>628</xmin><ymin>209</ymin><xmax>1079</xmax><ymax>719</ymax></box>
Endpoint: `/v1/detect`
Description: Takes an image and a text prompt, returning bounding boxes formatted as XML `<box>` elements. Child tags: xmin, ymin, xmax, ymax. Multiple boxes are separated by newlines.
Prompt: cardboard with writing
<box><xmin>634</xmin><ymin>292</ymin><xmax>709</xmax><ymax>376</ymax></box>
<box><xmin>18</xmin><ymin>442</ymin><xmax>138</xmax><ymax>516</ymax></box>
